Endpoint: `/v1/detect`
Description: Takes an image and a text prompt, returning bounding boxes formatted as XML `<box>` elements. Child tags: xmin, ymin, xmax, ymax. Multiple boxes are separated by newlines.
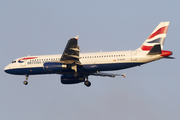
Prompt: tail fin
<box><xmin>137</xmin><ymin>22</ymin><xmax>169</xmax><ymax>51</ymax></box>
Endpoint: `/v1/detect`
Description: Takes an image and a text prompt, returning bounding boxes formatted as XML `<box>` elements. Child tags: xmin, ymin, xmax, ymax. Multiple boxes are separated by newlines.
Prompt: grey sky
<box><xmin>1</xmin><ymin>0</ymin><xmax>180</xmax><ymax>120</ymax></box>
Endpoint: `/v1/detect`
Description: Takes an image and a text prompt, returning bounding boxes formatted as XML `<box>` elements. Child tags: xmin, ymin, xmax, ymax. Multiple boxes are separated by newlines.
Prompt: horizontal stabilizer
<box><xmin>147</xmin><ymin>44</ymin><xmax>161</xmax><ymax>55</ymax></box>
<box><xmin>162</xmin><ymin>56</ymin><xmax>175</xmax><ymax>59</ymax></box>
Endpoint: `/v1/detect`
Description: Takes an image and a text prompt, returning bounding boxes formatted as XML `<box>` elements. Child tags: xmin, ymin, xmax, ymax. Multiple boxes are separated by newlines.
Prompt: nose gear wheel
<box><xmin>23</xmin><ymin>74</ymin><xmax>29</xmax><ymax>85</ymax></box>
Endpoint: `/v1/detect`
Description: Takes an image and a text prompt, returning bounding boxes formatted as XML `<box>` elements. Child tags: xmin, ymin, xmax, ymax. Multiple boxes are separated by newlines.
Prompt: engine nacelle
<box><xmin>61</xmin><ymin>75</ymin><xmax>85</xmax><ymax>84</ymax></box>
<box><xmin>43</xmin><ymin>62</ymin><xmax>66</xmax><ymax>72</ymax></box>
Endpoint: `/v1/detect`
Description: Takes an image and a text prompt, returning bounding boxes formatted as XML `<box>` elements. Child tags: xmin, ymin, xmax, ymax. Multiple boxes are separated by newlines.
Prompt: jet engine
<box><xmin>61</xmin><ymin>75</ymin><xmax>85</xmax><ymax>84</ymax></box>
<box><xmin>43</xmin><ymin>62</ymin><xmax>67</xmax><ymax>72</ymax></box>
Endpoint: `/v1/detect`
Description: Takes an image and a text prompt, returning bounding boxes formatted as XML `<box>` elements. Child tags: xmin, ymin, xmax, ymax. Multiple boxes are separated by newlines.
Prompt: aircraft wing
<box><xmin>91</xmin><ymin>72</ymin><xmax>126</xmax><ymax>78</ymax></box>
<box><xmin>60</xmin><ymin>35</ymin><xmax>81</xmax><ymax>65</ymax></box>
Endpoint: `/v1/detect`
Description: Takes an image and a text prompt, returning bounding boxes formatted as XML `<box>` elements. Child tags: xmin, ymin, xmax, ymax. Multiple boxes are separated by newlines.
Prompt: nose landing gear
<box><xmin>23</xmin><ymin>74</ymin><xmax>29</xmax><ymax>85</ymax></box>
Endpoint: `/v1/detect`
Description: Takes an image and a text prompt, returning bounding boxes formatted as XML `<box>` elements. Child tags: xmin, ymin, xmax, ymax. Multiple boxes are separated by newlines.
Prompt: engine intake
<box><xmin>61</xmin><ymin>75</ymin><xmax>85</xmax><ymax>84</ymax></box>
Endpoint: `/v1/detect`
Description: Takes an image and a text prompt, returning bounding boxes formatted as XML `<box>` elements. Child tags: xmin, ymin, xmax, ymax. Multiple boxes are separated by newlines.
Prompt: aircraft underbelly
<box><xmin>83</xmin><ymin>62</ymin><xmax>144</xmax><ymax>71</ymax></box>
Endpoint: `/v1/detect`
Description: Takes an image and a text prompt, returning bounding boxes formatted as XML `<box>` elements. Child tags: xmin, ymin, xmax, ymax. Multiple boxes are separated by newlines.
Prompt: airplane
<box><xmin>4</xmin><ymin>22</ymin><xmax>174</xmax><ymax>87</ymax></box>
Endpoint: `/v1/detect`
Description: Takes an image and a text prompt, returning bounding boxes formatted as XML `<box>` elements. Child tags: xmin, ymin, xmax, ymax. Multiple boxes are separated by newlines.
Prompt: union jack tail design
<box><xmin>137</xmin><ymin>22</ymin><xmax>169</xmax><ymax>51</ymax></box>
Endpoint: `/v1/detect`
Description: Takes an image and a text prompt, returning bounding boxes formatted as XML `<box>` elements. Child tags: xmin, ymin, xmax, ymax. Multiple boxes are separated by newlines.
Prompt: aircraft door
<box><xmin>131</xmin><ymin>51</ymin><xmax>137</xmax><ymax>61</ymax></box>
<box><xmin>20</xmin><ymin>60</ymin><xmax>26</xmax><ymax>66</ymax></box>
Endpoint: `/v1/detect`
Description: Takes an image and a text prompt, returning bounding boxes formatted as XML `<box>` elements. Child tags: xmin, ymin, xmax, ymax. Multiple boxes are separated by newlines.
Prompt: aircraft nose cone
<box><xmin>4</xmin><ymin>65</ymin><xmax>10</xmax><ymax>74</ymax></box>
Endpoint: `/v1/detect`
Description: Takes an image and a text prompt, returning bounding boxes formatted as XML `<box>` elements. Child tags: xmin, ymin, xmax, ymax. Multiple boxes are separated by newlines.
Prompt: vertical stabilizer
<box><xmin>137</xmin><ymin>22</ymin><xmax>169</xmax><ymax>51</ymax></box>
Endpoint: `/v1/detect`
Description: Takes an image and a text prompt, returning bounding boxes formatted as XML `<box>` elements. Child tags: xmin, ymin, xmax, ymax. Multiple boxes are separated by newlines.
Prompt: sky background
<box><xmin>0</xmin><ymin>0</ymin><xmax>180</xmax><ymax>120</ymax></box>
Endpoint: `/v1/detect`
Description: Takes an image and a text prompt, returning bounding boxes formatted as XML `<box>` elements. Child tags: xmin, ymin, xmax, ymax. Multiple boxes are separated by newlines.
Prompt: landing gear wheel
<box><xmin>23</xmin><ymin>74</ymin><xmax>29</xmax><ymax>85</ymax></box>
<box><xmin>84</xmin><ymin>80</ymin><xmax>91</xmax><ymax>87</ymax></box>
<box><xmin>23</xmin><ymin>81</ymin><xmax>28</xmax><ymax>85</ymax></box>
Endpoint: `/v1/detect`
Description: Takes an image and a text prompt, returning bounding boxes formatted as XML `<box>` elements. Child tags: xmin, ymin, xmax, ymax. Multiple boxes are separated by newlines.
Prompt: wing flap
<box><xmin>60</xmin><ymin>35</ymin><xmax>82</xmax><ymax>65</ymax></box>
<box><xmin>69</xmin><ymin>48</ymin><xmax>81</xmax><ymax>51</ymax></box>
<box><xmin>91</xmin><ymin>72</ymin><xmax>126</xmax><ymax>78</ymax></box>
<box><xmin>67</xmin><ymin>55</ymin><xmax>80</xmax><ymax>59</ymax></box>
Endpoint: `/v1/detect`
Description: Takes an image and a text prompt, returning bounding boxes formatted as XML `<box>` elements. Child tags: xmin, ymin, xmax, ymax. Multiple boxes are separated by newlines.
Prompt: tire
<box><xmin>84</xmin><ymin>81</ymin><xmax>91</xmax><ymax>87</ymax></box>
<box><xmin>23</xmin><ymin>81</ymin><xmax>28</xmax><ymax>85</ymax></box>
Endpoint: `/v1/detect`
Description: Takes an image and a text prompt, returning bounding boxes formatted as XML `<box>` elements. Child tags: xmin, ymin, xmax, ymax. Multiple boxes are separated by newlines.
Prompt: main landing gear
<box><xmin>84</xmin><ymin>77</ymin><xmax>91</xmax><ymax>87</ymax></box>
<box><xmin>23</xmin><ymin>74</ymin><xmax>29</xmax><ymax>85</ymax></box>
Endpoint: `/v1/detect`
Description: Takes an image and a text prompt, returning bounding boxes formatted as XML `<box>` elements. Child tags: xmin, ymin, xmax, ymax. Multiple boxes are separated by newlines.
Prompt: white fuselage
<box><xmin>4</xmin><ymin>50</ymin><xmax>162</xmax><ymax>75</ymax></box>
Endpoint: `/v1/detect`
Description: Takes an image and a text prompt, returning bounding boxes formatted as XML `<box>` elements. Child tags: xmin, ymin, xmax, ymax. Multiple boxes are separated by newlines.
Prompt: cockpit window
<box><xmin>11</xmin><ymin>61</ymin><xmax>16</xmax><ymax>63</ymax></box>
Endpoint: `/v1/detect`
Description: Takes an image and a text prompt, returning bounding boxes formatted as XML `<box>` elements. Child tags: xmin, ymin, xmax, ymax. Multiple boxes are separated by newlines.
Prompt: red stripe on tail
<box><xmin>141</xmin><ymin>45</ymin><xmax>153</xmax><ymax>51</ymax></box>
<box><xmin>147</xmin><ymin>26</ymin><xmax>168</xmax><ymax>39</ymax></box>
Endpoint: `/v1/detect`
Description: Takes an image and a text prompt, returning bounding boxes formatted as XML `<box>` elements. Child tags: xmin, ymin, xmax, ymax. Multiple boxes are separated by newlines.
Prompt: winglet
<box><xmin>74</xmin><ymin>35</ymin><xmax>79</xmax><ymax>40</ymax></box>
<box><xmin>122</xmin><ymin>73</ymin><xmax>126</xmax><ymax>78</ymax></box>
